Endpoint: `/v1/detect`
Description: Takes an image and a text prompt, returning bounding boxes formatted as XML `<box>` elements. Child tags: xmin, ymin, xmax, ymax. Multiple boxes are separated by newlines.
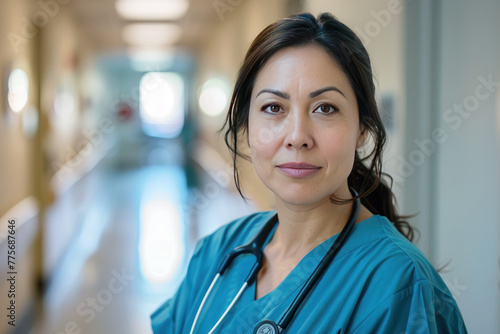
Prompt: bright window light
<box><xmin>116</xmin><ymin>0</ymin><xmax>189</xmax><ymax>20</ymax></box>
<box><xmin>139</xmin><ymin>199</ymin><xmax>182</xmax><ymax>283</ymax></box>
<box><xmin>8</xmin><ymin>69</ymin><xmax>29</xmax><ymax>113</ymax></box>
<box><xmin>140</xmin><ymin>72</ymin><xmax>185</xmax><ymax>138</ymax></box>
<box><xmin>199</xmin><ymin>78</ymin><xmax>229</xmax><ymax>117</ymax></box>
<box><xmin>122</xmin><ymin>23</ymin><xmax>181</xmax><ymax>47</ymax></box>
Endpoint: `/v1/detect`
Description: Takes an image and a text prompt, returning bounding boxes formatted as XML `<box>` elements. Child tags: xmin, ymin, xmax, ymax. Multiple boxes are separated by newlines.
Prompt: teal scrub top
<box><xmin>151</xmin><ymin>211</ymin><xmax>468</xmax><ymax>333</ymax></box>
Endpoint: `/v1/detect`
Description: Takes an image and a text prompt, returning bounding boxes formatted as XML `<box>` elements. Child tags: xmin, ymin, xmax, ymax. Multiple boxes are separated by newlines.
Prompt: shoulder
<box><xmin>345</xmin><ymin>215</ymin><xmax>445</xmax><ymax>285</ymax></box>
<box><xmin>343</xmin><ymin>216</ymin><xmax>467</xmax><ymax>332</ymax></box>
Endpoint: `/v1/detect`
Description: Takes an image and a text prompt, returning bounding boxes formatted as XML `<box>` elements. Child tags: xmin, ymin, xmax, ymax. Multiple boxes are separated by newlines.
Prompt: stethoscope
<box><xmin>190</xmin><ymin>190</ymin><xmax>360</xmax><ymax>334</ymax></box>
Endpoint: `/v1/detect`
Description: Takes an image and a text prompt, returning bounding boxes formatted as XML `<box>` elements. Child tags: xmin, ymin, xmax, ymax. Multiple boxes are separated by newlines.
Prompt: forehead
<box><xmin>252</xmin><ymin>45</ymin><xmax>354</xmax><ymax>98</ymax></box>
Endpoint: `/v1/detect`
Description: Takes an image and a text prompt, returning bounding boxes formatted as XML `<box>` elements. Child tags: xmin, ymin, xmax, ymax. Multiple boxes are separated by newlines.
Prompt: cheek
<box><xmin>248</xmin><ymin>117</ymin><xmax>279</xmax><ymax>156</ymax></box>
<box><xmin>249</xmin><ymin>140</ymin><xmax>273</xmax><ymax>185</ymax></box>
<box><xmin>249</xmin><ymin>128</ymin><xmax>281</xmax><ymax>181</ymax></box>
<box><xmin>248</xmin><ymin>120</ymin><xmax>264</xmax><ymax>160</ymax></box>
<box><xmin>320</xmin><ymin>128</ymin><xmax>358</xmax><ymax>164</ymax></box>
<box><xmin>249</xmin><ymin>135</ymin><xmax>272</xmax><ymax>164</ymax></box>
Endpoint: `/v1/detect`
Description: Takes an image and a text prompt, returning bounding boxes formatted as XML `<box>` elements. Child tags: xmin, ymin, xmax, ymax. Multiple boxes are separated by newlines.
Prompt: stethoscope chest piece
<box><xmin>254</xmin><ymin>320</ymin><xmax>281</xmax><ymax>334</ymax></box>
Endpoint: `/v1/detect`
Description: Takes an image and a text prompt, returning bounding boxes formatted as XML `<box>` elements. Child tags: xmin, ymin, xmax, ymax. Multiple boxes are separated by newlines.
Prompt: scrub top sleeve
<box><xmin>150</xmin><ymin>238</ymin><xmax>207</xmax><ymax>333</ymax></box>
<box><xmin>351</xmin><ymin>280</ymin><xmax>468</xmax><ymax>334</ymax></box>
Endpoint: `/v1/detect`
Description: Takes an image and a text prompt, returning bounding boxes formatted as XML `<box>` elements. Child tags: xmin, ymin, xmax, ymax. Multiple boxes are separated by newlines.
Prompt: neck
<box><xmin>270</xmin><ymin>192</ymin><xmax>354</xmax><ymax>259</ymax></box>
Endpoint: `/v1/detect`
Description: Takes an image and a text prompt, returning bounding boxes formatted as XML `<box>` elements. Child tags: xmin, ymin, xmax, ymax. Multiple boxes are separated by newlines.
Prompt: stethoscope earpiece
<box><xmin>254</xmin><ymin>320</ymin><xmax>281</xmax><ymax>334</ymax></box>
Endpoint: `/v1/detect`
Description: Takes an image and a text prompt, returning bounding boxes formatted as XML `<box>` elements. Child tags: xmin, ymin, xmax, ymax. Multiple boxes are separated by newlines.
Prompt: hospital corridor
<box><xmin>1</xmin><ymin>0</ymin><xmax>499</xmax><ymax>333</ymax></box>
<box><xmin>35</xmin><ymin>151</ymin><xmax>255</xmax><ymax>333</ymax></box>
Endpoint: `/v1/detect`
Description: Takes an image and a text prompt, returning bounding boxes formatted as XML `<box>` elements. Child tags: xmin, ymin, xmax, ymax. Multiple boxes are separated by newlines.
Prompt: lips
<box><xmin>276</xmin><ymin>162</ymin><xmax>321</xmax><ymax>178</ymax></box>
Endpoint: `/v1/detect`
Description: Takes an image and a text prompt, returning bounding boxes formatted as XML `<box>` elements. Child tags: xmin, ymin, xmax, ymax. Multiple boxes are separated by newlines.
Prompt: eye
<box><xmin>314</xmin><ymin>103</ymin><xmax>339</xmax><ymax>115</ymax></box>
<box><xmin>261</xmin><ymin>104</ymin><xmax>283</xmax><ymax>114</ymax></box>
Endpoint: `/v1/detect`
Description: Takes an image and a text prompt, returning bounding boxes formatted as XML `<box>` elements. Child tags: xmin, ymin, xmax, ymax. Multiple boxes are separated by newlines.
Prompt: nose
<box><xmin>284</xmin><ymin>111</ymin><xmax>313</xmax><ymax>149</ymax></box>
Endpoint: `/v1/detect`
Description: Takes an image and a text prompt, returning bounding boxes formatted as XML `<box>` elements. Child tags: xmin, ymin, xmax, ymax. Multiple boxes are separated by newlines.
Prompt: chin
<box><xmin>275</xmin><ymin>191</ymin><xmax>323</xmax><ymax>207</ymax></box>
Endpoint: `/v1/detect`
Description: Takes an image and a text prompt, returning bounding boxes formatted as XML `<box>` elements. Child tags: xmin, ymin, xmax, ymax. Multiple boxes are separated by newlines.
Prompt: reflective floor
<box><xmin>33</xmin><ymin>147</ymin><xmax>256</xmax><ymax>333</ymax></box>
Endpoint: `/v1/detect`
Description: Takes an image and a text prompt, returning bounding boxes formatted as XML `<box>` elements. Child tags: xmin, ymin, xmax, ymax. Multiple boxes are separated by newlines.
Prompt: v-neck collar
<box><xmin>210</xmin><ymin>213</ymin><xmax>382</xmax><ymax>333</ymax></box>
<box><xmin>231</xmin><ymin>217</ymin><xmax>344</xmax><ymax>331</ymax></box>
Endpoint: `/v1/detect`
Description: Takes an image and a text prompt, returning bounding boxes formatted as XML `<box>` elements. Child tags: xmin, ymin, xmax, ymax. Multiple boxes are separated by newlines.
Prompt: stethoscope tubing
<box><xmin>216</xmin><ymin>214</ymin><xmax>278</xmax><ymax>285</ymax></box>
<box><xmin>190</xmin><ymin>215</ymin><xmax>278</xmax><ymax>334</ymax></box>
<box><xmin>190</xmin><ymin>273</ymin><xmax>220</xmax><ymax>334</ymax></box>
<box><xmin>209</xmin><ymin>282</ymin><xmax>248</xmax><ymax>334</ymax></box>
<box><xmin>276</xmin><ymin>195</ymin><xmax>360</xmax><ymax>330</ymax></box>
<box><xmin>190</xmin><ymin>191</ymin><xmax>360</xmax><ymax>334</ymax></box>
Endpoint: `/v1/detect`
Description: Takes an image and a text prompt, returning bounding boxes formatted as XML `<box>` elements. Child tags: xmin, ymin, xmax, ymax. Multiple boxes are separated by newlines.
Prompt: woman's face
<box><xmin>248</xmin><ymin>45</ymin><xmax>364</xmax><ymax>207</ymax></box>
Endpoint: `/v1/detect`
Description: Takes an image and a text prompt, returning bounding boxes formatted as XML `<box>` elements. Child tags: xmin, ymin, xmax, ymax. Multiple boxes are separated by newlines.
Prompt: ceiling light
<box><xmin>116</xmin><ymin>0</ymin><xmax>189</xmax><ymax>21</ymax></box>
<box><xmin>122</xmin><ymin>23</ymin><xmax>181</xmax><ymax>47</ymax></box>
<box><xmin>199</xmin><ymin>78</ymin><xmax>230</xmax><ymax>117</ymax></box>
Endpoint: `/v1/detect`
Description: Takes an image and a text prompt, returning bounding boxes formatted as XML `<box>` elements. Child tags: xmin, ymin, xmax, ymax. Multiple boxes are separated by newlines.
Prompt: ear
<box><xmin>356</xmin><ymin>127</ymin><xmax>368</xmax><ymax>148</ymax></box>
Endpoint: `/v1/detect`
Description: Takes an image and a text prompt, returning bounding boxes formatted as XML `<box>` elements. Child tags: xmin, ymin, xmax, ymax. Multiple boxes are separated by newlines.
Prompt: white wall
<box><xmin>404</xmin><ymin>0</ymin><xmax>500</xmax><ymax>332</ymax></box>
<box><xmin>435</xmin><ymin>0</ymin><xmax>500</xmax><ymax>332</ymax></box>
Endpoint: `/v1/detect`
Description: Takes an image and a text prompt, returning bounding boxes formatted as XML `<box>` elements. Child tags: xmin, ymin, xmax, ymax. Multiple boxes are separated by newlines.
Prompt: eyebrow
<box><xmin>256</xmin><ymin>89</ymin><xmax>290</xmax><ymax>99</ymax></box>
<box><xmin>256</xmin><ymin>86</ymin><xmax>347</xmax><ymax>100</ymax></box>
<box><xmin>309</xmin><ymin>86</ymin><xmax>347</xmax><ymax>99</ymax></box>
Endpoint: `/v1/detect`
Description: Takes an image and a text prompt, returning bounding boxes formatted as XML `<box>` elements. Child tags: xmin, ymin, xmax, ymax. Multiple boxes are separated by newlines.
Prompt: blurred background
<box><xmin>0</xmin><ymin>0</ymin><xmax>499</xmax><ymax>333</ymax></box>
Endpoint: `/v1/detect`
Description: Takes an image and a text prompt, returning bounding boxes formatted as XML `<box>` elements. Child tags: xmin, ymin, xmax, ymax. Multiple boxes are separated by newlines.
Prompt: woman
<box><xmin>151</xmin><ymin>13</ymin><xmax>467</xmax><ymax>333</ymax></box>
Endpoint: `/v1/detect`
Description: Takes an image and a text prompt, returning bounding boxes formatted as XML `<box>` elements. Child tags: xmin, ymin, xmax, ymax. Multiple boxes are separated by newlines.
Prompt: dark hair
<box><xmin>221</xmin><ymin>12</ymin><xmax>414</xmax><ymax>242</ymax></box>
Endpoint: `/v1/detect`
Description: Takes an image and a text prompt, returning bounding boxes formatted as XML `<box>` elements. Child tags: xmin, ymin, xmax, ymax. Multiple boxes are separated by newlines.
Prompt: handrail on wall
<box><xmin>0</xmin><ymin>196</ymin><xmax>38</xmax><ymax>245</ymax></box>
